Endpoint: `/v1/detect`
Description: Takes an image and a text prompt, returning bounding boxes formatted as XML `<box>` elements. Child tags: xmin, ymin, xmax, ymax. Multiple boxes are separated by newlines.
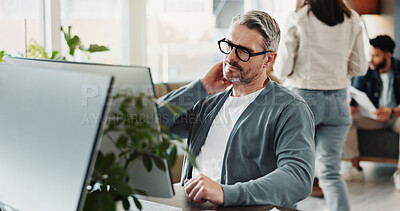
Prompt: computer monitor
<box><xmin>3</xmin><ymin>56</ymin><xmax>176</xmax><ymax>198</ymax></box>
<box><xmin>0</xmin><ymin>64</ymin><xmax>113</xmax><ymax>211</ymax></box>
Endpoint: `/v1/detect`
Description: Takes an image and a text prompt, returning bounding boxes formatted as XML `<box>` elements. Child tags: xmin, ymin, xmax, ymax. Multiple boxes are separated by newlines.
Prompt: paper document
<box><xmin>348</xmin><ymin>86</ymin><xmax>377</xmax><ymax>120</ymax></box>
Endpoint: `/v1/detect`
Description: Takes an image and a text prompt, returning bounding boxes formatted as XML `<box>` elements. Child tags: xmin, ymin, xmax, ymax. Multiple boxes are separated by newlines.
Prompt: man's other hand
<box><xmin>183</xmin><ymin>174</ymin><xmax>224</xmax><ymax>205</ymax></box>
<box><xmin>350</xmin><ymin>105</ymin><xmax>359</xmax><ymax>115</ymax></box>
<box><xmin>200</xmin><ymin>62</ymin><xmax>232</xmax><ymax>94</ymax></box>
<box><xmin>373</xmin><ymin>107</ymin><xmax>392</xmax><ymax>122</ymax></box>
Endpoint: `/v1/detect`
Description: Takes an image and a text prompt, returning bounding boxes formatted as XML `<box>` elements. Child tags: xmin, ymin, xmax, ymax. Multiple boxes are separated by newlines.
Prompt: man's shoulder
<box><xmin>257</xmin><ymin>82</ymin><xmax>313</xmax><ymax>123</ymax></box>
<box><xmin>355</xmin><ymin>68</ymin><xmax>374</xmax><ymax>79</ymax></box>
<box><xmin>266</xmin><ymin>81</ymin><xmax>306</xmax><ymax>101</ymax></box>
<box><xmin>392</xmin><ymin>57</ymin><xmax>400</xmax><ymax>72</ymax></box>
<box><xmin>259</xmin><ymin>81</ymin><xmax>309</xmax><ymax>108</ymax></box>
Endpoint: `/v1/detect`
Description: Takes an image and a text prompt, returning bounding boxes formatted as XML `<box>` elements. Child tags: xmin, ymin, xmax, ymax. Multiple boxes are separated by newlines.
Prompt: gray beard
<box><xmin>223</xmin><ymin>71</ymin><xmax>253</xmax><ymax>84</ymax></box>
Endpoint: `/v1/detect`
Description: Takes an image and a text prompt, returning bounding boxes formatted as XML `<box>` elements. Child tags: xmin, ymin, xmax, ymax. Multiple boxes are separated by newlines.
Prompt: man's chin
<box><xmin>223</xmin><ymin>74</ymin><xmax>240</xmax><ymax>84</ymax></box>
<box><xmin>369</xmin><ymin>64</ymin><xmax>376</xmax><ymax>70</ymax></box>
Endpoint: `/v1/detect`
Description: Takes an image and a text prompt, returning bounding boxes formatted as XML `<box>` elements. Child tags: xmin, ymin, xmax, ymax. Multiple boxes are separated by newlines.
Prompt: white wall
<box><xmin>361</xmin><ymin>0</ymin><xmax>394</xmax><ymax>58</ymax></box>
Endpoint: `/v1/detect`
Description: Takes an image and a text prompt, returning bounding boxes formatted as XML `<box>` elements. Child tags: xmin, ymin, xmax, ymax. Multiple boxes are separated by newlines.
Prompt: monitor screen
<box><xmin>3</xmin><ymin>57</ymin><xmax>175</xmax><ymax>199</ymax></box>
<box><xmin>0</xmin><ymin>63</ymin><xmax>113</xmax><ymax>211</ymax></box>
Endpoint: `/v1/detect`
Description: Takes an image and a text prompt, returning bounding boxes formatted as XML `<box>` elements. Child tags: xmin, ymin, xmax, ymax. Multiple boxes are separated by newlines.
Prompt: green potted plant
<box><xmin>83</xmin><ymin>92</ymin><xmax>195</xmax><ymax>211</ymax></box>
<box><xmin>60</xmin><ymin>26</ymin><xmax>109</xmax><ymax>61</ymax></box>
<box><xmin>1</xmin><ymin>25</ymin><xmax>109</xmax><ymax>62</ymax></box>
<box><xmin>0</xmin><ymin>50</ymin><xmax>5</xmax><ymax>63</ymax></box>
<box><xmin>25</xmin><ymin>39</ymin><xmax>64</xmax><ymax>60</ymax></box>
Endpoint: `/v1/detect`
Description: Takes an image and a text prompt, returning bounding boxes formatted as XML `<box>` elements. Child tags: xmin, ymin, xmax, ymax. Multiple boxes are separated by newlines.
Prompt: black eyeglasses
<box><xmin>218</xmin><ymin>38</ymin><xmax>272</xmax><ymax>62</ymax></box>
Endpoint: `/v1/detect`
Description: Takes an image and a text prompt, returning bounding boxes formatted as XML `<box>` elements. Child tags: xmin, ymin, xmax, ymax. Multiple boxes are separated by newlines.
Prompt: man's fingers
<box><xmin>211</xmin><ymin>61</ymin><xmax>223</xmax><ymax>75</ymax></box>
<box><xmin>184</xmin><ymin>175</ymin><xmax>203</xmax><ymax>197</ymax></box>
<box><xmin>184</xmin><ymin>182</ymin><xmax>195</xmax><ymax>193</ymax></box>
<box><xmin>188</xmin><ymin>181</ymin><xmax>204</xmax><ymax>201</ymax></box>
<box><xmin>184</xmin><ymin>179</ymin><xmax>197</xmax><ymax>197</ymax></box>
<box><xmin>192</xmin><ymin>186</ymin><xmax>207</xmax><ymax>203</ymax></box>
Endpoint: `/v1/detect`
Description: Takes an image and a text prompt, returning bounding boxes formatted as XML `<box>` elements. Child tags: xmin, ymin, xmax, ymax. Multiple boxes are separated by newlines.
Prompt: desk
<box><xmin>140</xmin><ymin>184</ymin><xmax>296</xmax><ymax>211</ymax></box>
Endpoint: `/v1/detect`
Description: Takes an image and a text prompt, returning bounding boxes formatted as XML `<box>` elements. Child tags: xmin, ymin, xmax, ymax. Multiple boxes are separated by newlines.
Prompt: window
<box><xmin>0</xmin><ymin>0</ymin><xmax>298</xmax><ymax>82</ymax></box>
<box><xmin>60</xmin><ymin>0</ymin><xmax>124</xmax><ymax>64</ymax></box>
<box><xmin>0</xmin><ymin>0</ymin><xmax>43</xmax><ymax>55</ymax></box>
<box><xmin>146</xmin><ymin>0</ymin><xmax>296</xmax><ymax>83</ymax></box>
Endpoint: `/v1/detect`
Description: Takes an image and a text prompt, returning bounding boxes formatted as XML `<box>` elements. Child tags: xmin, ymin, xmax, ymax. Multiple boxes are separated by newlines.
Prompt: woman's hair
<box><xmin>296</xmin><ymin>0</ymin><xmax>352</xmax><ymax>26</ymax></box>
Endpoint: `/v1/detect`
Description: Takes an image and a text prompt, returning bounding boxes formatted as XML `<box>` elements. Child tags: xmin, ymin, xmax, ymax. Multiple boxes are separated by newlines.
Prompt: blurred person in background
<box><xmin>274</xmin><ymin>0</ymin><xmax>367</xmax><ymax>210</ymax></box>
<box><xmin>343</xmin><ymin>35</ymin><xmax>400</xmax><ymax>190</ymax></box>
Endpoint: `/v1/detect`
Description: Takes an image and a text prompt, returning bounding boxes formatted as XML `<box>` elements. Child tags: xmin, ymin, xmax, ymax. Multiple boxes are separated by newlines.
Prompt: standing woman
<box><xmin>274</xmin><ymin>0</ymin><xmax>367</xmax><ymax>210</ymax></box>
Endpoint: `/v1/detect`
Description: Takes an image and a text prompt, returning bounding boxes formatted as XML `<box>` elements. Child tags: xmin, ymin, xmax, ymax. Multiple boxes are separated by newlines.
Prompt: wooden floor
<box><xmin>297</xmin><ymin>162</ymin><xmax>400</xmax><ymax>211</ymax></box>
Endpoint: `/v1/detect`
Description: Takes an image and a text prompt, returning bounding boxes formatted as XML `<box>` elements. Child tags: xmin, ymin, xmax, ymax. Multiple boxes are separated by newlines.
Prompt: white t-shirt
<box><xmin>191</xmin><ymin>88</ymin><xmax>263</xmax><ymax>183</ymax></box>
<box><xmin>379</xmin><ymin>70</ymin><xmax>397</xmax><ymax>108</ymax></box>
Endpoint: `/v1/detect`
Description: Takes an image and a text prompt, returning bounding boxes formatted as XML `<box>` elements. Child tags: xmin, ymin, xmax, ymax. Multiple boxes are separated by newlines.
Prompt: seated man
<box><xmin>343</xmin><ymin>35</ymin><xmax>400</xmax><ymax>189</ymax></box>
<box><xmin>160</xmin><ymin>10</ymin><xmax>315</xmax><ymax>208</ymax></box>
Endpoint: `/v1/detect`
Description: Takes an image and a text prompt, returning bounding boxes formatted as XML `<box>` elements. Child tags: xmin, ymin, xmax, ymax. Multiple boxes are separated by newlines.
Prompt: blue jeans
<box><xmin>291</xmin><ymin>88</ymin><xmax>351</xmax><ymax>211</ymax></box>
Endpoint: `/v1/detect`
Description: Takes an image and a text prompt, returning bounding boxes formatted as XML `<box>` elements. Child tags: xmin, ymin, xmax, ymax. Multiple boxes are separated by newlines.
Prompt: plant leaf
<box><xmin>68</xmin><ymin>35</ymin><xmax>81</xmax><ymax>56</ymax></box>
<box><xmin>109</xmin><ymin>178</ymin><xmax>133</xmax><ymax>196</ymax></box>
<box><xmin>100</xmin><ymin>191</ymin><xmax>116</xmax><ymax>211</ymax></box>
<box><xmin>159</xmin><ymin>124</ymin><xmax>170</xmax><ymax>134</ymax></box>
<box><xmin>26</xmin><ymin>40</ymin><xmax>49</xmax><ymax>59</ymax></box>
<box><xmin>82</xmin><ymin>191</ymin><xmax>101</xmax><ymax>211</ymax></box>
<box><xmin>132</xmin><ymin>196</ymin><xmax>142</xmax><ymax>210</ymax></box>
<box><xmin>151</xmin><ymin>155</ymin><xmax>166</xmax><ymax>171</ymax></box>
<box><xmin>166</xmin><ymin>146</ymin><xmax>177</xmax><ymax>168</ymax></box>
<box><xmin>108</xmin><ymin>166</ymin><xmax>128</xmax><ymax>177</ymax></box>
<box><xmin>116</xmin><ymin>135</ymin><xmax>128</xmax><ymax>149</ymax></box>
<box><xmin>186</xmin><ymin>150</ymin><xmax>197</xmax><ymax>169</ymax></box>
<box><xmin>94</xmin><ymin>151</ymin><xmax>104</xmax><ymax>171</ymax></box>
<box><xmin>60</xmin><ymin>26</ymin><xmax>70</xmax><ymax>42</ymax></box>
<box><xmin>87</xmin><ymin>44</ymin><xmax>110</xmax><ymax>53</ymax></box>
<box><xmin>158</xmin><ymin>139</ymin><xmax>170</xmax><ymax>153</ymax></box>
<box><xmin>126</xmin><ymin>151</ymin><xmax>140</xmax><ymax>165</ymax></box>
<box><xmin>169</xmin><ymin>104</ymin><xmax>188</xmax><ymax>114</ymax></box>
<box><xmin>142</xmin><ymin>154</ymin><xmax>152</xmax><ymax>172</ymax></box>
<box><xmin>102</xmin><ymin>153</ymin><xmax>116</xmax><ymax>171</ymax></box>
<box><xmin>0</xmin><ymin>51</ymin><xmax>4</xmax><ymax>63</ymax></box>
<box><xmin>67</xmin><ymin>26</ymin><xmax>72</xmax><ymax>38</ymax></box>
<box><xmin>122</xmin><ymin>197</ymin><xmax>130</xmax><ymax>210</ymax></box>
<box><xmin>50</xmin><ymin>51</ymin><xmax>60</xmax><ymax>59</ymax></box>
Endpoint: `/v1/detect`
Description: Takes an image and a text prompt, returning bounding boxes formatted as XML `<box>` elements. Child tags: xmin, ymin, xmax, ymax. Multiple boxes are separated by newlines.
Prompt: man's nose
<box><xmin>227</xmin><ymin>47</ymin><xmax>239</xmax><ymax>62</ymax></box>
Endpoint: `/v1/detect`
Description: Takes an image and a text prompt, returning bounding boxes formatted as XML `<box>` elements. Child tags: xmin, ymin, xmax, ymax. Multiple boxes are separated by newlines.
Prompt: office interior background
<box><xmin>1</xmin><ymin>0</ymin><xmax>399</xmax><ymax>84</ymax></box>
<box><xmin>2</xmin><ymin>0</ymin><xmax>400</xmax><ymax>210</ymax></box>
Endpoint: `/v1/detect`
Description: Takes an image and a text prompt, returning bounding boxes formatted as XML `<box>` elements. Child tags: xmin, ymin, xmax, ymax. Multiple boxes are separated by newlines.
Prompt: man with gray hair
<box><xmin>160</xmin><ymin>10</ymin><xmax>315</xmax><ymax>208</ymax></box>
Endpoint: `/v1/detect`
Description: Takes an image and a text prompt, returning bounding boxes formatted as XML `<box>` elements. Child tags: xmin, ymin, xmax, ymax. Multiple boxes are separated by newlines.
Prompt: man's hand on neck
<box><xmin>200</xmin><ymin>62</ymin><xmax>233</xmax><ymax>94</ymax></box>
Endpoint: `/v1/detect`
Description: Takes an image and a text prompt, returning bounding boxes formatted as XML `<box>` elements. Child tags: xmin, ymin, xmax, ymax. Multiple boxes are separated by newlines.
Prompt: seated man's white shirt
<box><xmin>192</xmin><ymin>88</ymin><xmax>263</xmax><ymax>183</ymax></box>
<box><xmin>379</xmin><ymin>69</ymin><xmax>398</xmax><ymax>108</ymax></box>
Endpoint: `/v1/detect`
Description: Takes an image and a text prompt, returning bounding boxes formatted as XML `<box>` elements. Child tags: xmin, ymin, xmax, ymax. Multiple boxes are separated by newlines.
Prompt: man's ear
<box><xmin>386</xmin><ymin>52</ymin><xmax>392</xmax><ymax>60</ymax></box>
<box><xmin>263</xmin><ymin>52</ymin><xmax>277</xmax><ymax>68</ymax></box>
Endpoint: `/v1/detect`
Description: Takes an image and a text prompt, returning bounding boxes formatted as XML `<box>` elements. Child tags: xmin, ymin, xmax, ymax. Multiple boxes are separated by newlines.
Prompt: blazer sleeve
<box><xmin>157</xmin><ymin>80</ymin><xmax>208</xmax><ymax>129</ymax></box>
<box><xmin>221</xmin><ymin>100</ymin><xmax>315</xmax><ymax>208</ymax></box>
<box><xmin>274</xmin><ymin>13</ymin><xmax>299</xmax><ymax>80</ymax></box>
